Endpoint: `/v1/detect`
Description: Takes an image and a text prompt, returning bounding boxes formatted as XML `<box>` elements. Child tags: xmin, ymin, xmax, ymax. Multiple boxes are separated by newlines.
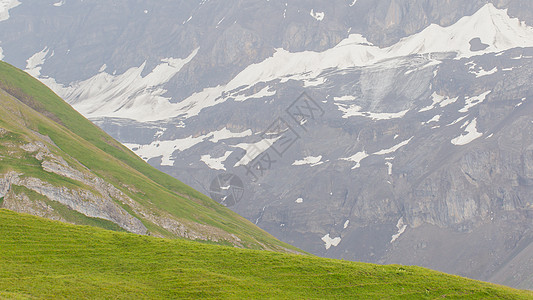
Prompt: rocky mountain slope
<box><xmin>0</xmin><ymin>60</ymin><xmax>301</xmax><ymax>253</ymax></box>
<box><xmin>1</xmin><ymin>0</ymin><xmax>533</xmax><ymax>289</ymax></box>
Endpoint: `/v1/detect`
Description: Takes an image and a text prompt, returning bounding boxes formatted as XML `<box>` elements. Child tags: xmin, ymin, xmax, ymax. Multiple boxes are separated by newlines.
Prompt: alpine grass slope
<box><xmin>1</xmin><ymin>209</ymin><xmax>532</xmax><ymax>299</ymax></box>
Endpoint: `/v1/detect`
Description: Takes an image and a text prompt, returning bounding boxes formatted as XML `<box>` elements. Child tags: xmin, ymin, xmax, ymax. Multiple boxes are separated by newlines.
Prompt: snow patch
<box><xmin>440</xmin><ymin>96</ymin><xmax>459</xmax><ymax>107</ymax></box>
<box><xmin>45</xmin><ymin>49</ymin><xmax>199</xmax><ymax>122</ymax></box>
<box><xmin>334</xmin><ymin>95</ymin><xmax>356</xmax><ymax>101</ymax></box>
<box><xmin>126</xmin><ymin>127</ymin><xmax>251</xmax><ymax>166</ymax></box>
<box><xmin>310</xmin><ymin>9</ymin><xmax>324</xmax><ymax>21</ymax></box>
<box><xmin>292</xmin><ymin>155</ymin><xmax>323</xmax><ymax>167</ymax></box>
<box><xmin>419</xmin><ymin>92</ymin><xmax>455</xmax><ymax>112</ymax></box>
<box><xmin>391</xmin><ymin>217</ymin><xmax>407</xmax><ymax>243</ymax></box>
<box><xmin>209</xmin><ymin>128</ymin><xmax>252</xmax><ymax>143</ymax></box>
<box><xmin>154</xmin><ymin>129</ymin><xmax>166</xmax><ymax>139</ymax></box>
<box><xmin>0</xmin><ymin>0</ymin><xmax>20</xmax><ymax>21</ymax></box>
<box><xmin>447</xmin><ymin>115</ymin><xmax>468</xmax><ymax>126</ymax></box>
<box><xmin>295</xmin><ymin>197</ymin><xmax>303</xmax><ymax>204</ymax></box>
<box><xmin>341</xmin><ymin>151</ymin><xmax>368</xmax><ymax>169</ymax></box>
<box><xmin>459</xmin><ymin>91</ymin><xmax>491</xmax><ymax>113</ymax></box>
<box><xmin>515</xmin><ymin>97</ymin><xmax>526</xmax><ymax>107</ymax></box>
<box><xmin>342</xmin><ymin>139</ymin><xmax>411</xmax><ymax>170</ymax></box>
<box><xmin>451</xmin><ymin>118</ymin><xmax>483</xmax><ymax>145</ymax></box>
<box><xmin>510</xmin><ymin>54</ymin><xmax>533</xmax><ymax>60</ymax></box>
<box><xmin>25</xmin><ymin>47</ymin><xmax>49</xmax><ymax>77</ymax></box>
<box><xmin>125</xmin><ymin>135</ymin><xmax>205</xmax><ymax>166</ymax></box>
<box><xmin>233</xmin><ymin>137</ymin><xmax>280</xmax><ymax>167</ymax></box>
<box><xmin>343</xmin><ymin>220</ymin><xmax>350</xmax><ymax>229</ymax></box>
<box><xmin>322</xmin><ymin>234</ymin><xmax>341</xmax><ymax>250</ymax></box>
<box><xmin>53</xmin><ymin>1</ymin><xmax>65</xmax><ymax>7</ymax></box>
<box><xmin>424</xmin><ymin>115</ymin><xmax>441</xmax><ymax>124</ymax></box>
<box><xmin>335</xmin><ymin>103</ymin><xmax>409</xmax><ymax>120</ymax></box>
<box><xmin>385</xmin><ymin>162</ymin><xmax>393</xmax><ymax>175</ymax></box>
<box><xmin>233</xmin><ymin>86</ymin><xmax>276</xmax><ymax>102</ymax></box>
<box><xmin>472</xmin><ymin>67</ymin><xmax>498</xmax><ymax>77</ymax></box>
<box><xmin>374</xmin><ymin>137</ymin><xmax>413</xmax><ymax>155</ymax></box>
<box><xmin>201</xmin><ymin>151</ymin><xmax>233</xmax><ymax>170</ymax></box>
<box><xmin>386</xmin><ymin>4</ymin><xmax>533</xmax><ymax>59</ymax></box>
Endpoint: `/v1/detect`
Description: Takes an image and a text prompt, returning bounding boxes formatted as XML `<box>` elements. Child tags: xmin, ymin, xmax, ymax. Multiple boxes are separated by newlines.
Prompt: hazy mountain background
<box><xmin>1</xmin><ymin>0</ymin><xmax>533</xmax><ymax>289</ymax></box>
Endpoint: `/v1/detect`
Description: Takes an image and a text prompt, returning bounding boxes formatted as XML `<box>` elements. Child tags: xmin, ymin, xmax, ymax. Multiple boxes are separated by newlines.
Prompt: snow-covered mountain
<box><xmin>1</xmin><ymin>0</ymin><xmax>533</xmax><ymax>289</ymax></box>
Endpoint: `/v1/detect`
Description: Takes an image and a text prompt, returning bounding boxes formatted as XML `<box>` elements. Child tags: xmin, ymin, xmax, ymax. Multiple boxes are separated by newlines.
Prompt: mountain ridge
<box><xmin>21</xmin><ymin>4</ymin><xmax>533</xmax><ymax>122</ymax></box>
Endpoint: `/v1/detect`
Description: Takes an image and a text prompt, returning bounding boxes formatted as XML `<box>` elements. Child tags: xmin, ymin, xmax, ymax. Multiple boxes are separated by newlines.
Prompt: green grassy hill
<box><xmin>0</xmin><ymin>209</ymin><xmax>531</xmax><ymax>299</ymax></box>
<box><xmin>0</xmin><ymin>60</ymin><xmax>299</xmax><ymax>252</ymax></box>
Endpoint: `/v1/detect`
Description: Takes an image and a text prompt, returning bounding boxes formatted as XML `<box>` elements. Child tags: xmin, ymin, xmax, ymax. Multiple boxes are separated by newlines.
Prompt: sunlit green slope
<box><xmin>0</xmin><ymin>209</ymin><xmax>531</xmax><ymax>299</ymax></box>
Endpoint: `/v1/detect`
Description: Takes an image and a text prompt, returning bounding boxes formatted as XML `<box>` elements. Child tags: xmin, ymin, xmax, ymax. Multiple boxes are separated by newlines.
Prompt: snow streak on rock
<box><xmin>322</xmin><ymin>234</ymin><xmax>341</xmax><ymax>250</ymax></box>
<box><xmin>0</xmin><ymin>0</ymin><xmax>20</xmax><ymax>21</ymax></box>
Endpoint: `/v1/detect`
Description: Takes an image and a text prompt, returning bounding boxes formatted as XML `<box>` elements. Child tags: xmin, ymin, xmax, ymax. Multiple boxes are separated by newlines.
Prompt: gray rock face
<box><xmin>1</xmin><ymin>0</ymin><xmax>533</xmax><ymax>289</ymax></box>
<box><xmin>0</xmin><ymin>140</ymin><xmax>148</xmax><ymax>234</ymax></box>
<box><xmin>1</xmin><ymin>173</ymin><xmax>147</xmax><ymax>234</ymax></box>
<box><xmin>0</xmin><ymin>136</ymin><xmax>247</xmax><ymax>245</ymax></box>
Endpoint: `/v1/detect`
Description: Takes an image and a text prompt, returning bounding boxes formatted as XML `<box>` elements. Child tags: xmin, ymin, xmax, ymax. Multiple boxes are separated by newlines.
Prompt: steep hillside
<box><xmin>1</xmin><ymin>209</ymin><xmax>532</xmax><ymax>299</ymax></box>
<box><xmin>0</xmin><ymin>60</ymin><xmax>300</xmax><ymax>252</ymax></box>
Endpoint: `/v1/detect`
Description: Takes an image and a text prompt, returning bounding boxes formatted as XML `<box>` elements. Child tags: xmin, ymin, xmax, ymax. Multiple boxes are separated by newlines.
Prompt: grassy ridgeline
<box><xmin>0</xmin><ymin>60</ymin><xmax>300</xmax><ymax>251</ymax></box>
<box><xmin>0</xmin><ymin>209</ymin><xmax>531</xmax><ymax>299</ymax></box>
